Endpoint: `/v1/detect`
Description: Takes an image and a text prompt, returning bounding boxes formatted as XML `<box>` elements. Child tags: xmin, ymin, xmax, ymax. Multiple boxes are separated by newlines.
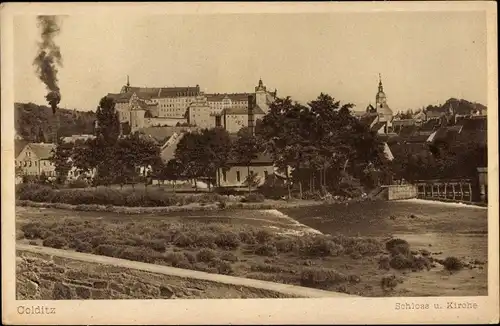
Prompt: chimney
<box><xmin>248</xmin><ymin>94</ymin><xmax>255</xmax><ymax>135</ymax></box>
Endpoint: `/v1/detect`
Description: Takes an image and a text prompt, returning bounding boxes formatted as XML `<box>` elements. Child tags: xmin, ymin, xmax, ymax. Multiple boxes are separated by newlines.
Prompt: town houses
<box><xmin>15</xmin><ymin>75</ymin><xmax>487</xmax><ymax>191</ymax></box>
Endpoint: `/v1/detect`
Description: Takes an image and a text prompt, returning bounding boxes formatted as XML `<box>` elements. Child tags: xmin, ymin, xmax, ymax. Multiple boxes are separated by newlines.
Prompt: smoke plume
<box><xmin>33</xmin><ymin>15</ymin><xmax>62</xmax><ymax>114</ymax></box>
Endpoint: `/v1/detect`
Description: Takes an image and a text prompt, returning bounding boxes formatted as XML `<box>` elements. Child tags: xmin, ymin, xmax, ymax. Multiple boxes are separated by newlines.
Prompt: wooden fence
<box><xmin>415</xmin><ymin>179</ymin><xmax>473</xmax><ymax>202</ymax></box>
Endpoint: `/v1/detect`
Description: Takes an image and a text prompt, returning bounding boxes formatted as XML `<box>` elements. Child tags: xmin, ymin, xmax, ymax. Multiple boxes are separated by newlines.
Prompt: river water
<box><xmin>280</xmin><ymin>199</ymin><xmax>489</xmax><ymax>296</ymax></box>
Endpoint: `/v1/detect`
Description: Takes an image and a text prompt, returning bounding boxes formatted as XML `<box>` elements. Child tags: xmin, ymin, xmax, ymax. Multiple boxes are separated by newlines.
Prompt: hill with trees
<box><xmin>14</xmin><ymin>102</ymin><xmax>96</xmax><ymax>142</ymax></box>
<box><xmin>424</xmin><ymin>98</ymin><xmax>486</xmax><ymax>115</ymax></box>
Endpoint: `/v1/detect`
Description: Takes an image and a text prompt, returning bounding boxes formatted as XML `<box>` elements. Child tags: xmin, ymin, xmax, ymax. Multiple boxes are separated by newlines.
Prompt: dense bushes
<box><xmin>300</xmin><ymin>268</ymin><xmax>348</xmax><ymax>288</ymax></box>
<box><xmin>241</xmin><ymin>193</ymin><xmax>265</xmax><ymax>203</ymax></box>
<box><xmin>442</xmin><ymin>256</ymin><xmax>464</xmax><ymax>271</ymax></box>
<box><xmin>382</xmin><ymin>238</ymin><xmax>432</xmax><ymax>272</ymax></box>
<box><xmin>18</xmin><ymin>217</ymin><xmax>392</xmax><ymax>293</ymax></box>
<box><xmin>16</xmin><ymin>184</ymin><xmax>230</xmax><ymax>207</ymax></box>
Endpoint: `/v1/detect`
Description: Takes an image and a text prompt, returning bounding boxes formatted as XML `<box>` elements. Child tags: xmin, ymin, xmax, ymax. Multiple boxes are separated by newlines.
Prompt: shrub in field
<box><xmin>238</xmin><ymin>230</ymin><xmax>257</xmax><ymax>244</ymax></box>
<box><xmin>119</xmin><ymin>246</ymin><xmax>156</xmax><ymax>263</ymax></box>
<box><xmin>90</xmin><ymin>235</ymin><xmax>107</xmax><ymax>248</ymax></box>
<box><xmin>241</xmin><ymin>193</ymin><xmax>265</xmax><ymax>203</ymax></box>
<box><xmin>214</xmin><ymin>187</ymin><xmax>239</xmax><ymax>196</ymax></box>
<box><xmin>212</xmin><ymin>259</ymin><xmax>234</xmax><ymax>275</ymax></box>
<box><xmin>184</xmin><ymin>252</ymin><xmax>197</xmax><ymax>263</ymax></box>
<box><xmin>380</xmin><ymin>274</ymin><xmax>400</xmax><ymax>292</ymax></box>
<box><xmin>173</xmin><ymin>231</ymin><xmax>217</xmax><ymax>249</ymax></box>
<box><xmin>196</xmin><ymin>248</ymin><xmax>217</xmax><ymax>263</ymax></box>
<box><xmin>349</xmin><ymin>238</ymin><xmax>383</xmax><ymax>256</ymax></box>
<box><xmin>67</xmin><ymin>179</ymin><xmax>88</xmax><ymax>189</ymax></box>
<box><xmin>21</xmin><ymin>222</ymin><xmax>44</xmax><ymax>239</ymax></box>
<box><xmin>164</xmin><ymin>252</ymin><xmax>189</xmax><ymax>267</ymax></box>
<box><xmin>250</xmin><ymin>263</ymin><xmax>293</xmax><ymax>274</ymax></box>
<box><xmin>300</xmin><ymin>267</ymin><xmax>348</xmax><ymax>288</ymax></box>
<box><xmin>220</xmin><ymin>252</ymin><xmax>239</xmax><ymax>262</ymax></box>
<box><xmin>94</xmin><ymin>244</ymin><xmax>120</xmax><ymax>257</ymax></box>
<box><xmin>385</xmin><ymin>238</ymin><xmax>410</xmax><ymax>256</ymax></box>
<box><xmin>413</xmin><ymin>255</ymin><xmax>432</xmax><ymax>271</ymax></box>
<box><xmin>15</xmin><ymin>183</ymin><xmax>228</xmax><ymax>207</ymax></box>
<box><xmin>16</xmin><ymin>229</ymin><xmax>25</xmax><ymax>240</ymax></box>
<box><xmin>378</xmin><ymin>255</ymin><xmax>391</xmax><ymax>270</ymax></box>
<box><xmin>172</xmin><ymin>232</ymin><xmax>196</xmax><ymax>248</ymax></box>
<box><xmin>42</xmin><ymin>236</ymin><xmax>67</xmax><ymax>249</ymax></box>
<box><xmin>255</xmin><ymin>243</ymin><xmax>278</xmax><ymax>256</ymax></box>
<box><xmin>274</xmin><ymin>238</ymin><xmax>298</xmax><ymax>253</ymax></box>
<box><xmin>145</xmin><ymin>240</ymin><xmax>166</xmax><ymax>252</ymax></box>
<box><xmin>70</xmin><ymin>239</ymin><xmax>92</xmax><ymax>253</ymax></box>
<box><xmin>301</xmin><ymin>191</ymin><xmax>322</xmax><ymax>201</ymax></box>
<box><xmin>389</xmin><ymin>253</ymin><xmax>414</xmax><ymax>270</ymax></box>
<box><xmin>257</xmin><ymin>184</ymin><xmax>288</xmax><ymax>200</ymax></box>
<box><xmin>255</xmin><ymin>229</ymin><xmax>273</xmax><ymax>244</ymax></box>
<box><xmin>214</xmin><ymin>232</ymin><xmax>240</xmax><ymax>250</ymax></box>
<box><xmin>303</xmin><ymin>237</ymin><xmax>338</xmax><ymax>257</ymax></box>
<box><xmin>442</xmin><ymin>256</ymin><xmax>464</xmax><ymax>271</ymax></box>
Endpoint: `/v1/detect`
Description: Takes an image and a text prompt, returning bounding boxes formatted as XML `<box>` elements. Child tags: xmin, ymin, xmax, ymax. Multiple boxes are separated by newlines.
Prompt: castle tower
<box><xmin>248</xmin><ymin>94</ymin><xmax>255</xmax><ymax>136</ymax></box>
<box><xmin>255</xmin><ymin>78</ymin><xmax>267</xmax><ymax>112</ymax></box>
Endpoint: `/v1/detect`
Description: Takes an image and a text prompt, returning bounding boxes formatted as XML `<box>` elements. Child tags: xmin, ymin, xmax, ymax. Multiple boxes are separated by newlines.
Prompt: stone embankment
<box><xmin>17</xmin><ymin>245</ymin><xmax>352</xmax><ymax>300</ymax></box>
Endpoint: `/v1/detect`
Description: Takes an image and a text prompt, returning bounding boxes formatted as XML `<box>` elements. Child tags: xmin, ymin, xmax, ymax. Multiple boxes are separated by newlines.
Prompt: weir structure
<box><xmin>415</xmin><ymin>179</ymin><xmax>474</xmax><ymax>202</ymax></box>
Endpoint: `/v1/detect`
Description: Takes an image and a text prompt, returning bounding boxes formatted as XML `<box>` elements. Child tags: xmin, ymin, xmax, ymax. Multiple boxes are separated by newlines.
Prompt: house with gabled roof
<box><xmin>16</xmin><ymin>143</ymin><xmax>56</xmax><ymax>177</ymax></box>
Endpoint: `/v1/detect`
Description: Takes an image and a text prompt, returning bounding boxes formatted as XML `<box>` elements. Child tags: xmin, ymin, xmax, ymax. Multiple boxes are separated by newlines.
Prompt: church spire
<box><xmin>127</xmin><ymin>75</ymin><xmax>130</xmax><ymax>87</ymax></box>
<box><xmin>378</xmin><ymin>73</ymin><xmax>383</xmax><ymax>93</ymax></box>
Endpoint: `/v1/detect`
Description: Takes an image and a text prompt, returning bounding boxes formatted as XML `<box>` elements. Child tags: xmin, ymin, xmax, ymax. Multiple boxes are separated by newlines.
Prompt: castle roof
<box><xmin>121</xmin><ymin>86</ymin><xmax>200</xmax><ymax>99</ymax></box>
<box><xmin>206</xmin><ymin>93</ymin><xmax>252</xmax><ymax>102</ymax></box>
<box><xmin>223</xmin><ymin>105</ymin><xmax>266</xmax><ymax>115</ymax></box>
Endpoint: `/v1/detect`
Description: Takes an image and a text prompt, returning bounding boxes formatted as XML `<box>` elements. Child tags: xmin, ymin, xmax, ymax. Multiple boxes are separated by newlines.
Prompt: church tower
<box><xmin>376</xmin><ymin>74</ymin><xmax>387</xmax><ymax>109</ymax></box>
<box><xmin>375</xmin><ymin>74</ymin><xmax>393</xmax><ymax>122</ymax></box>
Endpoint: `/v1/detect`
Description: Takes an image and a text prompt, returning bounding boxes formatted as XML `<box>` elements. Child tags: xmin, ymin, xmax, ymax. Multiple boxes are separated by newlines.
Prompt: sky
<box><xmin>14</xmin><ymin>11</ymin><xmax>488</xmax><ymax>112</ymax></box>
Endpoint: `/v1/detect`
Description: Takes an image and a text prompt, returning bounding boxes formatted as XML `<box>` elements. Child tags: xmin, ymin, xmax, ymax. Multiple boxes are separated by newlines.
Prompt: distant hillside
<box><xmin>15</xmin><ymin>102</ymin><xmax>96</xmax><ymax>143</ymax></box>
<box><xmin>425</xmin><ymin>98</ymin><xmax>487</xmax><ymax>115</ymax></box>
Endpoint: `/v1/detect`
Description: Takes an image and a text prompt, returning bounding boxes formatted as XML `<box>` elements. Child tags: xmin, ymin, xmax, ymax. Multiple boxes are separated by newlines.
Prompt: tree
<box><xmin>50</xmin><ymin>140</ymin><xmax>73</xmax><ymax>184</ymax></box>
<box><xmin>202</xmin><ymin>128</ymin><xmax>232</xmax><ymax>189</ymax></box>
<box><xmin>175</xmin><ymin>132</ymin><xmax>205</xmax><ymax>191</ymax></box>
<box><xmin>164</xmin><ymin>159</ymin><xmax>182</xmax><ymax>192</ymax></box>
<box><xmin>244</xmin><ymin>171</ymin><xmax>260</xmax><ymax>191</ymax></box>
<box><xmin>232</xmin><ymin>127</ymin><xmax>259</xmax><ymax>193</ymax></box>
<box><xmin>70</xmin><ymin>97</ymin><xmax>122</xmax><ymax>188</ymax></box>
<box><xmin>257</xmin><ymin>93</ymin><xmax>386</xmax><ymax>197</ymax></box>
<box><xmin>175</xmin><ymin>128</ymin><xmax>232</xmax><ymax>191</ymax></box>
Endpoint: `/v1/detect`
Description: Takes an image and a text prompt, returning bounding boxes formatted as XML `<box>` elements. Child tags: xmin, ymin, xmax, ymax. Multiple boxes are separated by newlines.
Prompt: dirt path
<box><xmin>17</xmin><ymin>244</ymin><xmax>353</xmax><ymax>298</ymax></box>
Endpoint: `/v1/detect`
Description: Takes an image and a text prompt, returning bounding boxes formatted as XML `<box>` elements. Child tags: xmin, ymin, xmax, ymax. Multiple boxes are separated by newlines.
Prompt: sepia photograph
<box><xmin>2</xmin><ymin>1</ymin><xmax>498</xmax><ymax>325</ymax></box>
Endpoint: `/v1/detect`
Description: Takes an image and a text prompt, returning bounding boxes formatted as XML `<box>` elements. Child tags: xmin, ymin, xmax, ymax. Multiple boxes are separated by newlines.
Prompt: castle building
<box><xmin>107</xmin><ymin>78</ymin><xmax>276</xmax><ymax>135</ymax></box>
<box><xmin>107</xmin><ymin>76</ymin><xmax>200</xmax><ymax>133</ymax></box>
<box><xmin>187</xmin><ymin>78</ymin><xmax>276</xmax><ymax>133</ymax></box>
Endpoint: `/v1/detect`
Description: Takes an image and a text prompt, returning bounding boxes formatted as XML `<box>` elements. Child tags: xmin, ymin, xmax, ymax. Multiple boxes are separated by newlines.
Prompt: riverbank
<box><xmin>16</xmin><ymin>201</ymin><xmax>487</xmax><ymax>297</ymax></box>
<box><xmin>399</xmin><ymin>198</ymin><xmax>488</xmax><ymax>208</ymax></box>
<box><xmin>16</xmin><ymin>198</ymin><xmax>329</xmax><ymax>214</ymax></box>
